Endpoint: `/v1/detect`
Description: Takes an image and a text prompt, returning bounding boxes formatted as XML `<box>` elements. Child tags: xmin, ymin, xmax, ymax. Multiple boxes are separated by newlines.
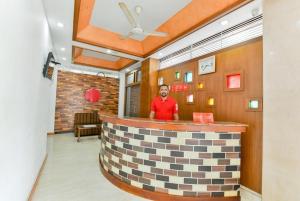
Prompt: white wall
<box><xmin>118</xmin><ymin>71</ymin><xmax>126</xmax><ymax>118</ymax></box>
<box><xmin>263</xmin><ymin>0</ymin><xmax>300</xmax><ymax>201</ymax></box>
<box><xmin>0</xmin><ymin>0</ymin><xmax>57</xmax><ymax>200</ymax></box>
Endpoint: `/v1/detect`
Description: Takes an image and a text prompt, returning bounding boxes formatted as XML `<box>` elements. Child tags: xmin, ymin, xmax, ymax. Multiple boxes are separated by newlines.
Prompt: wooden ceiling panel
<box><xmin>73</xmin><ymin>0</ymin><xmax>249</xmax><ymax>70</ymax></box>
<box><xmin>77</xmin><ymin>25</ymin><xmax>144</xmax><ymax>57</ymax></box>
<box><xmin>142</xmin><ymin>0</ymin><xmax>248</xmax><ymax>56</ymax></box>
<box><xmin>72</xmin><ymin>46</ymin><xmax>137</xmax><ymax>71</ymax></box>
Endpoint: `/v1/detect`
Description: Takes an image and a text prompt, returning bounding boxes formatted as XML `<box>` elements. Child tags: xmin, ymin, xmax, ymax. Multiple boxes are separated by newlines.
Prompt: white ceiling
<box><xmin>42</xmin><ymin>0</ymin><xmax>262</xmax><ymax>74</ymax></box>
<box><xmin>151</xmin><ymin>0</ymin><xmax>263</xmax><ymax>60</ymax></box>
<box><xmin>82</xmin><ymin>49</ymin><xmax>120</xmax><ymax>61</ymax></box>
<box><xmin>42</xmin><ymin>0</ymin><xmax>73</xmax><ymax>66</ymax></box>
<box><xmin>42</xmin><ymin>0</ymin><xmax>121</xmax><ymax>75</ymax></box>
<box><xmin>90</xmin><ymin>0</ymin><xmax>192</xmax><ymax>40</ymax></box>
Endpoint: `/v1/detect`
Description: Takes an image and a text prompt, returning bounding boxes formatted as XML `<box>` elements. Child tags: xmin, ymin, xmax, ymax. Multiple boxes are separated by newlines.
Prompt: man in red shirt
<box><xmin>149</xmin><ymin>84</ymin><xmax>179</xmax><ymax>121</ymax></box>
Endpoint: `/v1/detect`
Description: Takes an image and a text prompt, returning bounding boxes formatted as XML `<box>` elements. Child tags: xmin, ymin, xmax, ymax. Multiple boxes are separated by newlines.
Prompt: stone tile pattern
<box><xmin>100</xmin><ymin>122</ymin><xmax>241</xmax><ymax>198</ymax></box>
<box><xmin>55</xmin><ymin>71</ymin><xmax>119</xmax><ymax>132</ymax></box>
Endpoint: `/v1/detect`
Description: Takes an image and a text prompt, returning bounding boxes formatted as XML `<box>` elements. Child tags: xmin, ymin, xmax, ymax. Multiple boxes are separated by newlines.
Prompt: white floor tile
<box><xmin>32</xmin><ymin>133</ymin><xmax>149</xmax><ymax>201</ymax></box>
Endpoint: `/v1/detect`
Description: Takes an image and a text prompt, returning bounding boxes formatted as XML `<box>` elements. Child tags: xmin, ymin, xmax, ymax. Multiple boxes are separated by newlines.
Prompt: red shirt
<box><xmin>151</xmin><ymin>96</ymin><xmax>178</xmax><ymax>120</ymax></box>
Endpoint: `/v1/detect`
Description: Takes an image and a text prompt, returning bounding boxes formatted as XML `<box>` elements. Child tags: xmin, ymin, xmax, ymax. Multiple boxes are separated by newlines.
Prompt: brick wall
<box><xmin>55</xmin><ymin>70</ymin><xmax>119</xmax><ymax>132</ymax></box>
<box><xmin>100</xmin><ymin>121</ymin><xmax>241</xmax><ymax>197</ymax></box>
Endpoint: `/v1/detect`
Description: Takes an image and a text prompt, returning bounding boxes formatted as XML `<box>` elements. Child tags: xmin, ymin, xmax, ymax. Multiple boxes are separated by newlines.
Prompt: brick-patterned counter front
<box><xmin>99</xmin><ymin>118</ymin><xmax>245</xmax><ymax>200</ymax></box>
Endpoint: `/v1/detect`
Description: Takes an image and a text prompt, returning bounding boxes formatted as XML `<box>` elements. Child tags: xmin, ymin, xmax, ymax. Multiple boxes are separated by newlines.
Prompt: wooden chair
<box><xmin>74</xmin><ymin>112</ymin><xmax>102</xmax><ymax>142</ymax></box>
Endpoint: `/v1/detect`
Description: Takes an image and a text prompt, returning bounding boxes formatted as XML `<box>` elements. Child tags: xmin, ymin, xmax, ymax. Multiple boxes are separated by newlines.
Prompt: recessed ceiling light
<box><xmin>57</xmin><ymin>22</ymin><xmax>64</xmax><ymax>28</ymax></box>
<box><xmin>221</xmin><ymin>20</ymin><xmax>229</xmax><ymax>26</ymax></box>
<box><xmin>106</xmin><ymin>49</ymin><xmax>112</xmax><ymax>54</ymax></box>
<box><xmin>60</xmin><ymin>47</ymin><xmax>66</xmax><ymax>51</ymax></box>
<box><xmin>62</xmin><ymin>57</ymin><xmax>66</xmax><ymax>61</ymax></box>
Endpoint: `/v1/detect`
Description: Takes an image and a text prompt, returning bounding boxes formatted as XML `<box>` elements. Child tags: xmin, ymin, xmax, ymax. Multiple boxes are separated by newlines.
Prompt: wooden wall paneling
<box><xmin>180</xmin><ymin>62</ymin><xmax>196</xmax><ymax>120</ymax></box>
<box><xmin>149</xmin><ymin>58</ymin><xmax>159</xmax><ymax>103</ymax></box>
<box><xmin>140</xmin><ymin>59</ymin><xmax>150</xmax><ymax>117</ymax></box>
<box><xmin>182</xmin><ymin>91</ymin><xmax>199</xmax><ymax>120</ymax></box>
<box><xmin>139</xmin><ymin>58</ymin><xmax>159</xmax><ymax>117</ymax></box>
<box><xmin>195</xmin><ymin>91</ymin><xmax>205</xmax><ymax>113</ymax></box>
<box><xmin>157</xmin><ymin>38</ymin><xmax>263</xmax><ymax>193</ymax></box>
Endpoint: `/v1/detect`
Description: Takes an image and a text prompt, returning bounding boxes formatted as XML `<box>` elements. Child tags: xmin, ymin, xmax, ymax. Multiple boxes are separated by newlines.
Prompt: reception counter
<box><xmin>99</xmin><ymin>115</ymin><xmax>247</xmax><ymax>201</ymax></box>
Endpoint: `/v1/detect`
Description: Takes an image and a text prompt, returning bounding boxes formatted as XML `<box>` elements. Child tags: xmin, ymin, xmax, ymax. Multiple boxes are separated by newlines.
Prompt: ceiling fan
<box><xmin>118</xmin><ymin>2</ymin><xmax>168</xmax><ymax>39</ymax></box>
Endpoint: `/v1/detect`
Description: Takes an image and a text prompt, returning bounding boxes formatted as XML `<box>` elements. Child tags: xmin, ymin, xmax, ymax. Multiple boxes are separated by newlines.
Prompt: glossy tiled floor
<box><xmin>32</xmin><ymin>133</ymin><xmax>149</xmax><ymax>201</ymax></box>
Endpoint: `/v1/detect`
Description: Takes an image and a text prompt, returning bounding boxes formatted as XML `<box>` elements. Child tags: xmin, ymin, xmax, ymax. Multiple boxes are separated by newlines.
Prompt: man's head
<box><xmin>159</xmin><ymin>84</ymin><xmax>169</xmax><ymax>98</ymax></box>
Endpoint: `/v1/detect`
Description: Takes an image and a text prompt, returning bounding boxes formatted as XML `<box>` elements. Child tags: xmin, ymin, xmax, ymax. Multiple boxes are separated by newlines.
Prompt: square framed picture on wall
<box><xmin>198</xmin><ymin>55</ymin><xmax>216</xmax><ymax>75</ymax></box>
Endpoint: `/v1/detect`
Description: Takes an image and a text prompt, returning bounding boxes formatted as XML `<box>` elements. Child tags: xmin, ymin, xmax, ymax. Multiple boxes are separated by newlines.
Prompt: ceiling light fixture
<box><xmin>159</xmin><ymin>52</ymin><xmax>163</xmax><ymax>56</ymax></box>
<box><xmin>221</xmin><ymin>20</ymin><xmax>229</xmax><ymax>26</ymax></box>
<box><xmin>106</xmin><ymin>49</ymin><xmax>112</xmax><ymax>54</ymax></box>
<box><xmin>60</xmin><ymin>47</ymin><xmax>66</xmax><ymax>51</ymax></box>
<box><xmin>57</xmin><ymin>22</ymin><xmax>64</xmax><ymax>28</ymax></box>
<box><xmin>126</xmin><ymin>69</ymin><xmax>130</xmax><ymax>72</ymax></box>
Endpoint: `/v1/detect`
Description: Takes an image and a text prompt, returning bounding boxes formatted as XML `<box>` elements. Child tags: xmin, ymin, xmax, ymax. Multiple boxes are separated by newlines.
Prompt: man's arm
<box><xmin>150</xmin><ymin>100</ymin><xmax>156</xmax><ymax>120</ymax></box>
<box><xmin>174</xmin><ymin>113</ymin><xmax>179</xmax><ymax>121</ymax></box>
<box><xmin>149</xmin><ymin>111</ymin><xmax>155</xmax><ymax>120</ymax></box>
<box><xmin>173</xmin><ymin>103</ymin><xmax>179</xmax><ymax>120</ymax></box>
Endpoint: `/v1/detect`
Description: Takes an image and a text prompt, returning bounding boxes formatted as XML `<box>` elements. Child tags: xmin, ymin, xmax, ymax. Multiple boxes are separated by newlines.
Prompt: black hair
<box><xmin>159</xmin><ymin>84</ymin><xmax>169</xmax><ymax>90</ymax></box>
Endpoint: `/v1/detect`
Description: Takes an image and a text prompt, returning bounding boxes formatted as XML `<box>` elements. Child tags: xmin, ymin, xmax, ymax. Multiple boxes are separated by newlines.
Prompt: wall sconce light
<box><xmin>197</xmin><ymin>82</ymin><xmax>204</xmax><ymax>89</ymax></box>
<box><xmin>248</xmin><ymin>100</ymin><xmax>259</xmax><ymax>109</ymax></box>
<box><xmin>246</xmin><ymin>97</ymin><xmax>262</xmax><ymax>112</ymax></box>
<box><xmin>208</xmin><ymin>97</ymin><xmax>215</xmax><ymax>106</ymax></box>
<box><xmin>184</xmin><ymin>72</ymin><xmax>193</xmax><ymax>83</ymax></box>
<box><xmin>175</xmin><ymin>72</ymin><xmax>181</xmax><ymax>80</ymax></box>
<box><xmin>187</xmin><ymin>94</ymin><xmax>194</xmax><ymax>103</ymax></box>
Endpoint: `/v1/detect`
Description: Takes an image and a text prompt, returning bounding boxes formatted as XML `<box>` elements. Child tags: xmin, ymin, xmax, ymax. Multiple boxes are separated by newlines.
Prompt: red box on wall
<box><xmin>193</xmin><ymin>113</ymin><xmax>214</xmax><ymax>124</ymax></box>
<box><xmin>226</xmin><ymin>74</ymin><xmax>241</xmax><ymax>89</ymax></box>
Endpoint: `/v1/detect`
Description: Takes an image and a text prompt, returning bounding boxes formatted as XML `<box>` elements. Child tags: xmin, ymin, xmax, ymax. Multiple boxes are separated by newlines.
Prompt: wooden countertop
<box><xmin>100</xmin><ymin>115</ymin><xmax>247</xmax><ymax>133</ymax></box>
